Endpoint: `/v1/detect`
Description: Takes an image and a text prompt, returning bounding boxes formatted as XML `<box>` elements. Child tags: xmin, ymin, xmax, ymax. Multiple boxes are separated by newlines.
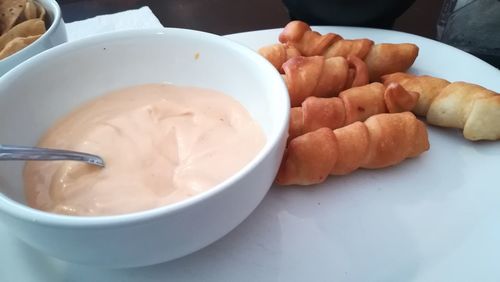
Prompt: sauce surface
<box><xmin>23</xmin><ymin>83</ymin><xmax>265</xmax><ymax>216</ymax></box>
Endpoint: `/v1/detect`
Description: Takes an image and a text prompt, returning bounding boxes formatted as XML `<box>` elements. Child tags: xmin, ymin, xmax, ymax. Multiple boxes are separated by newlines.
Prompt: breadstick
<box><xmin>382</xmin><ymin>72</ymin><xmax>500</xmax><ymax>141</ymax></box>
<box><xmin>276</xmin><ymin>112</ymin><xmax>430</xmax><ymax>185</ymax></box>
<box><xmin>283</xmin><ymin>55</ymin><xmax>369</xmax><ymax>106</ymax></box>
<box><xmin>258</xmin><ymin>43</ymin><xmax>300</xmax><ymax>72</ymax></box>
<box><xmin>288</xmin><ymin>82</ymin><xmax>419</xmax><ymax>139</ymax></box>
<box><xmin>260</xmin><ymin>21</ymin><xmax>419</xmax><ymax>81</ymax></box>
<box><xmin>279</xmin><ymin>21</ymin><xmax>372</xmax><ymax>59</ymax></box>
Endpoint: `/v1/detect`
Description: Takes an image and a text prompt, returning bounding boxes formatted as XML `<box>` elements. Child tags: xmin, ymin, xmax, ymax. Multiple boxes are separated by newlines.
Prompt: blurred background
<box><xmin>58</xmin><ymin>0</ymin><xmax>499</xmax><ymax>68</ymax></box>
<box><xmin>58</xmin><ymin>0</ymin><xmax>444</xmax><ymax>37</ymax></box>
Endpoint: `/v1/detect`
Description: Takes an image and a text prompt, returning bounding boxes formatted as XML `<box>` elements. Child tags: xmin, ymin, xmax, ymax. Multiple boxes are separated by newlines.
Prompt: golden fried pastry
<box><xmin>258</xmin><ymin>43</ymin><xmax>301</xmax><ymax>73</ymax></box>
<box><xmin>276</xmin><ymin>112</ymin><xmax>430</xmax><ymax>185</ymax></box>
<box><xmin>282</xmin><ymin>55</ymin><xmax>369</xmax><ymax>106</ymax></box>
<box><xmin>259</xmin><ymin>21</ymin><xmax>419</xmax><ymax>81</ymax></box>
<box><xmin>382</xmin><ymin>72</ymin><xmax>500</xmax><ymax>141</ymax></box>
<box><xmin>288</xmin><ymin>82</ymin><xmax>419</xmax><ymax>139</ymax></box>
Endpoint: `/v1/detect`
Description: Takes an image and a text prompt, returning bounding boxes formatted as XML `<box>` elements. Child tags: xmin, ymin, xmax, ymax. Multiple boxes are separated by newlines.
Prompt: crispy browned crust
<box><xmin>277</xmin><ymin>112</ymin><xmax>430</xmax><ymax>185</ymax></box>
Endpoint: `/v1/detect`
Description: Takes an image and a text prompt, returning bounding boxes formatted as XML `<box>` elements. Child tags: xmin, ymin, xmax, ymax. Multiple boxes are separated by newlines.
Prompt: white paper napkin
<box><xmin>65</xmin><ymin>6</ymin><xmax>164</xmax><ymax>42</ymax></box>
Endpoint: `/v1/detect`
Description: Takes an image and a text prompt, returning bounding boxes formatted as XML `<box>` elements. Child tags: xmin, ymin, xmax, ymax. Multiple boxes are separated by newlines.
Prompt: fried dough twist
<box><xmin>382</xmin><ymin>72</ymin><xmax>500</xmax><ymax>141</ymax></box>
<box><xmin>259</xmin><ymin>21</ymin><xmax>419</xmax><ymax>81</ymax></box>
<box><xmin>276</xmin><ymin>112</ymin><xmax>430</xmax><ymax>185</ymax></box>
<box><xmin>283</xmin><ymin>55</ymin><xmax>369</xmax><ymax>106</ymax></box>
<box><xmin>289</xmin><ymin>82</ymin><xmax>419</xmax><ymax>139</ymax></box>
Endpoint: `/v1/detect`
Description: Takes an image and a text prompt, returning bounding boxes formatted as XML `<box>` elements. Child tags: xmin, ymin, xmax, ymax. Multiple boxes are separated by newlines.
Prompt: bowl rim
<box><xmin>0</xmin><ymin>0</ymin><xmax>64</xmax><ymax>64</ymax></box>
<box><xmin>0</xmin><ymin>27</ymin><xmax>290</xmax><ymax>228</ymax></box>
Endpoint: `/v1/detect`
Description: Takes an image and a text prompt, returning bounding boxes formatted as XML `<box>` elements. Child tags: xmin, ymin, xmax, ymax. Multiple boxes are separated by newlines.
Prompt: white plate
<box><xmin>1</xmin><ymin>27</ymin><xmax>500</xmax><ymax>282</ymax></box>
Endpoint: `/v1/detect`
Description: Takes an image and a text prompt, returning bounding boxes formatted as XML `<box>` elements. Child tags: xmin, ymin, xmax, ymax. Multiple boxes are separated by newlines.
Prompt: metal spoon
<box><xmin>0</xmin><ymin>144</ymin><xmax>105</xmax><ymax>167</ymax></box>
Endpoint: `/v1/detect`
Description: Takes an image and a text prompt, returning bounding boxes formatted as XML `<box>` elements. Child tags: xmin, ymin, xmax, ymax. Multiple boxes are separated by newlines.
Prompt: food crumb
<box><xmin>194</xmin><ymin>52</ymin><xmax>200</xmax><ymax>60</ymax></box>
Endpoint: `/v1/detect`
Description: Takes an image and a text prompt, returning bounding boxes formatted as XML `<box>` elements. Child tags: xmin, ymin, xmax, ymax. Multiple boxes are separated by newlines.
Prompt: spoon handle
<box><xmin>0</xmin><ymin>144</ymin><xmax>105</xmax><ymax>167</ymax></box>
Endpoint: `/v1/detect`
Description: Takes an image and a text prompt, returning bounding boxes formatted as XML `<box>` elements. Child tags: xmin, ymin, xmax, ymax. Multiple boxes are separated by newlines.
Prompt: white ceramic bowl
<box><xmin>0</xmin><ymin>28</ymin><xmax>289</xmax><ymax>268</ymax></box>
<box><xmin>0</xmin><ymin>0</ymin><xmax>67</xmax><ymax>76</ymax></box>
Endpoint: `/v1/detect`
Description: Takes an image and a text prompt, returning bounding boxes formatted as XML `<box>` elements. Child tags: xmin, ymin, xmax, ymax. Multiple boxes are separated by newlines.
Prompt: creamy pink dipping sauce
<box><xmin>23</xmin><ymin>83</ymin><xmax>266</xmax><ymax>216</ymax></box>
